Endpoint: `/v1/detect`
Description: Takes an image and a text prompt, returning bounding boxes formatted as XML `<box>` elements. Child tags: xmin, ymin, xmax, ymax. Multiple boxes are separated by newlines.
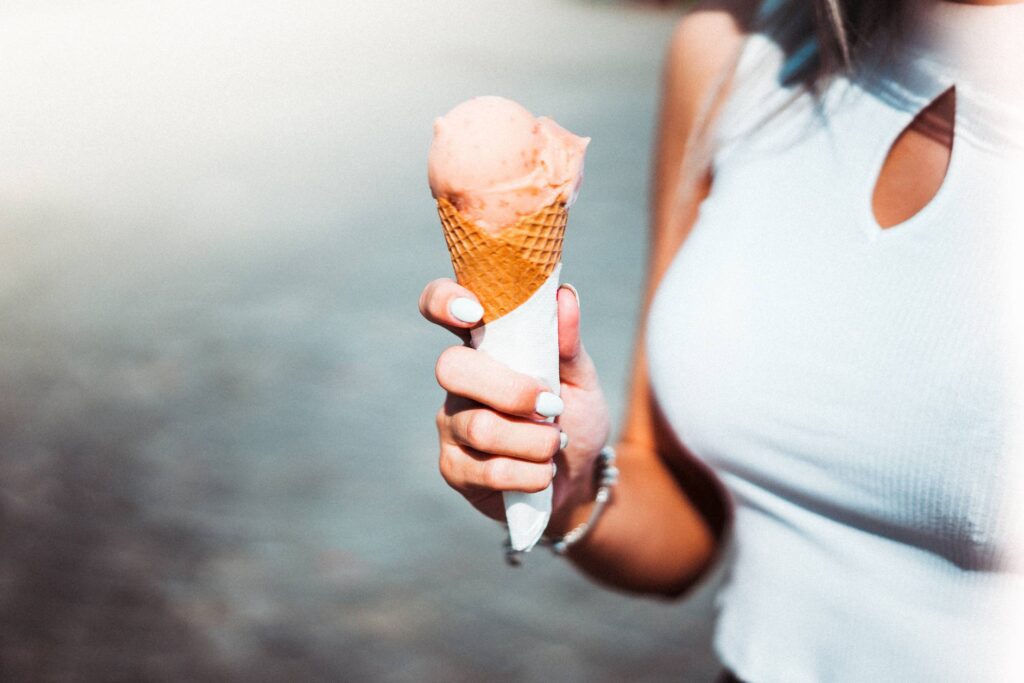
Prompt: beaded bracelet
<box><xmin>504</xmin><ymin>445</ymin><xmax>619</xmax><ymax>566</ymax></box>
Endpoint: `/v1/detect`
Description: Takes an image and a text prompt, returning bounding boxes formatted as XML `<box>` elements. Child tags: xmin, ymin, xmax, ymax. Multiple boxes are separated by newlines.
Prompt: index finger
<box><xmin>419</xmin><ymin>278</ymin><xmax>485</xmax><ymax>333</ymax></box>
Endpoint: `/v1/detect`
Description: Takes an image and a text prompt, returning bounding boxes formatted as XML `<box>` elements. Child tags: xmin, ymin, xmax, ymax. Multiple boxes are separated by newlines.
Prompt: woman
<box><xmin>419</xmin><ymin>0</ymin><xmax>1024</xmax><ymax>680</ymax></box>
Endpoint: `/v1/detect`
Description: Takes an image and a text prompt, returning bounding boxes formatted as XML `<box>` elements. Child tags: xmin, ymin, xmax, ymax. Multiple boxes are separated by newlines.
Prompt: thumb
<box><xmin>557</xmin><ymin>284</ymin><xmax>596</xmax><ymax>388</ymax></box>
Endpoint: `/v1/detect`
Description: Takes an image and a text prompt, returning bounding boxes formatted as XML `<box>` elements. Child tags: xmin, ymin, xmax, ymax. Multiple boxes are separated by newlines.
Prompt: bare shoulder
<box><xmin>672</xmin><ymin>0</ymin><xmax>757</xmax><ymax>51</ymax></box>
<box><xmin>650</xmin><ymin>0</ymin><xmax>758</xmax><ymax>261</ymax></box>
<box><xmin>664</xmin><ymin>0</ymin><xmax>758</xmax><ymax>113</ymax></box>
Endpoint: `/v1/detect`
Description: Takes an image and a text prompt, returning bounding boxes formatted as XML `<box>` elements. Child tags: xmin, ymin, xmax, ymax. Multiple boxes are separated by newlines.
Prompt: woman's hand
<box><xmin>419</xmin><ymin>278</ymin><xmax>611</xmax><ymax>523</ymax></box>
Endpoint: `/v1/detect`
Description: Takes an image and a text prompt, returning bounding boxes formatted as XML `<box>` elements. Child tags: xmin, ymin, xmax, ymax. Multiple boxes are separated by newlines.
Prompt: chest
<box><xmin>646</xmin><ymin>90</ymin><xmax>1023</xmax><ymax>568</ymax></box>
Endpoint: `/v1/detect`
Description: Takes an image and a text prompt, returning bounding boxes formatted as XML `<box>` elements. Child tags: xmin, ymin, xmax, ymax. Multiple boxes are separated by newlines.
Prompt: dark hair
<box><xmin>769</xmin><ymin>0</ymin><xmax>905</xmax><ymax>91</ymax></box>
<box><xmin>670</xmin><ymin>0</ymin><xmax>908</xmax><ymax>222</ymax></box>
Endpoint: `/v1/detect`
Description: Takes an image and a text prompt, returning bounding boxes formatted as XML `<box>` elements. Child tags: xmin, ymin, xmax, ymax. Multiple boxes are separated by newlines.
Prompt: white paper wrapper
<box><xmin>470</xmin><ymin>263</ymin><xmax>562</xmax><ymax>552</ymax></box>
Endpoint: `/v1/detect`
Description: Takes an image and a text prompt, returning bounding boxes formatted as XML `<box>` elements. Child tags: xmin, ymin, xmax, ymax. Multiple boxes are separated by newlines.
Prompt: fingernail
<box><xmin>535</xmin><ymin>391</ymin><xmax>564</xmax><ymax>418</ymax></box>
<box><xmin>559</xmin><ymin>431</ymin><xmax>569</xmax><ymax>450</ymax></box>
<box><xmin>449</xmin><ymin>297</ymin><xmax>484</xmax><ymax>324</ymax></box>
<box><xmin>559</xmin><ymin>283</ymin><xmax>580</xmax><ymax>311</ymax></box>
<box><xmin>551</xmin><ymin>462</ymin><xmax>558</xmax><ymax>479</ymax></box>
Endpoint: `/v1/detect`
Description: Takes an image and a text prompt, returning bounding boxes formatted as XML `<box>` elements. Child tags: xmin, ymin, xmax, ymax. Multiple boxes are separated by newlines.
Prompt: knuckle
<box><xmin>481</xmin><ymin>459</ymin><xmax>509</xmax><ymax>491</ymax></box>
<box><xmin>504</xmin><ymin>373</ymin><xmax>534</xmax><ymax>412</ymax></box>
<box><xmin>522</xmin><ymin>464</ymin><xmax>554</xmax><ymax>494</ymax></box>
<box><xmin>418</xmin><ymin>279</ymin><xmax>443</xmax><ymax>318</ymax></box>
<box><xmin>543</xmin><ymin>428</ymin><xmax>561</xmax><ymax>458</ymax></box>
<box><xmin>464</xmin><ymin>411</ymin><xmax>493</xmax><ymax>449</ymax></box>
<box><xmin>434</xmin><ymin>407</ymin><xmax>448</xmax><ymax>434</ymax></box>
<box><xmin>438</xmin><ymin>448</ymin><xmax>452</xmax><ymax>480</ymax></box>
<box><xmin>418</xmin><ymin>287</ymin><xmax>432</xmax><ymax>318</ymax></box>
<box><xmin>437</xmin><ymin>448</ymin><xmax>461</xmax><ymax>489</ymax></box>
<box><xmin>434</xmin><ymin>346</ymin><xmax>461</xmax><ymax>388</ymax></box>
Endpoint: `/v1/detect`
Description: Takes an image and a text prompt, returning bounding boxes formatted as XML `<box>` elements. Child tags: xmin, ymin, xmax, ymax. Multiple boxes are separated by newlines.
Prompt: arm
<box><xmin>421</xmin><ymin>1</ymin><xmax>754</xmax><ymax>598</ymax></box>
<box><xmin>544</xmin><ymin>3</ymin><xmax>753</xmax><ymax>596</ymax></box>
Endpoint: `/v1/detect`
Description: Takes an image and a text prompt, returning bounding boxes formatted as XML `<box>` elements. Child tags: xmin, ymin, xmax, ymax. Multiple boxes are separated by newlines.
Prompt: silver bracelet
<box><xmin>544</xmin><ymin>445</ymin><xmax>619</xmax><ymax>555</ymax></box>
<box><xmin>503</xmin><ymin>445</ymin><xmax>619</xmax><ymax>566</ymax></box>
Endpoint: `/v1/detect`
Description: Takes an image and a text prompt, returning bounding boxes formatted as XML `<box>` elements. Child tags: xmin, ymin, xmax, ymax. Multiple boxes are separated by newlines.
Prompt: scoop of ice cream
<box><xmin>428</xmin><ymin>96</ymin><xmax>589</xmax><ymax>232</ymax></box>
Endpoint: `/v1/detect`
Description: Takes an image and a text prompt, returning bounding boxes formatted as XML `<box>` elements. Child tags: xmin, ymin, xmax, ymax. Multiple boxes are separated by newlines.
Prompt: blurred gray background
<box><xmin>0</xmin><ymin>0</ymin><xmax>722</xmax><ymax>680</ymax></box>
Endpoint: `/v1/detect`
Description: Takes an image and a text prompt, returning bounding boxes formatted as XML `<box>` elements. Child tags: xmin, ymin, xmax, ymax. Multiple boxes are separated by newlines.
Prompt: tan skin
<box><xmin>420</xmin><ymin>0</ymin><xmax>993</xmax><ymax>597</ymax></box>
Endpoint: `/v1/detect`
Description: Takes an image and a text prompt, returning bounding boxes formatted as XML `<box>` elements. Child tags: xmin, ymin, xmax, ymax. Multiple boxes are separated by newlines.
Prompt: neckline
<box><xmin>902</xmin><ymin>0</ymin><xmax>1024</xmax><ymax>93</ymax></box>
<box><xmin>859</xmin><ymin>0</ymin><xmax>1024</xmax><ymax>153</ymax></box>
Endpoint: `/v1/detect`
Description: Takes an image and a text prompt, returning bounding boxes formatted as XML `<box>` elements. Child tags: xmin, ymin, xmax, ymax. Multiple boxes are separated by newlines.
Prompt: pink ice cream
<box><xmin>428</xmin><ymin>96</ymin><xmax>590</xmax><ymax>233</ymax></box>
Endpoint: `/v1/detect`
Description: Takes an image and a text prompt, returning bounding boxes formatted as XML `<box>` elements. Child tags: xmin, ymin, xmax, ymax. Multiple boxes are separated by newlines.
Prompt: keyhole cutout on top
<box><xmin>872</xmin><ymin>86</ymin><xmax>956</xmax><ymax>230</ymax></box>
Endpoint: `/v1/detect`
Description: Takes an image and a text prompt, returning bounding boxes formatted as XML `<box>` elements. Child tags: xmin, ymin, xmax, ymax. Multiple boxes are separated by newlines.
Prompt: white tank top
<box><xmin>646</xmin><ymin>2</ymin><xmax>1024</xmax><ymax>681</ymax></box>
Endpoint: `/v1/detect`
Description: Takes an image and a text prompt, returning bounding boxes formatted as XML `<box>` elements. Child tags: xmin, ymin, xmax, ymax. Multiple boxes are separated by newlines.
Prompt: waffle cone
<box><xmin>437</xmin><ymin>197</ymin><xmax>568</xmax><ymax>324</ymax></box>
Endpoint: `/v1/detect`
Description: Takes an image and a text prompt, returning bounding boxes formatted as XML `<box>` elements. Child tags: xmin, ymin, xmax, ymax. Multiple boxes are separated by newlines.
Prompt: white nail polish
<box><xmin>559</xmin><ymin>431</ymin><xmax>569</xmax><ymax>450</ymax></box>
<box><xmin>551</xmin><ymin>462</ymin><xmax>558</xmax><ymax>479</ymax></box>
<box><xmin>449</xmin><ymin>297</ymin><xmax>484</xmax><ymax>324</ymax></box>
<box><xmin>535</xmin><ymin>392</ymin><xmax>564</xmax><ymax>418</ymax></box>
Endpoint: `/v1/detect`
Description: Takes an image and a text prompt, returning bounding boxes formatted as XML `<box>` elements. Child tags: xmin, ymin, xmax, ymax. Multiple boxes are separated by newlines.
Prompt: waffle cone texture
<box><xmin>437</xmin><ymin>197</ymin><xmax>568</xmax><ymax>324</ymax></box>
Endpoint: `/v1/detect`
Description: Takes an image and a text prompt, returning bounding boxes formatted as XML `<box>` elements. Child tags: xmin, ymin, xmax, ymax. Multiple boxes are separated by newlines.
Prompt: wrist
<box><xmin>543</xmin><ymin>446</ymin><xmax>618</xmax><ymax>553</ymax></box>
<box><xmin>546</xmin><ymin>453</ymin><xmax>600</xmax><ymax>536</ymax></box>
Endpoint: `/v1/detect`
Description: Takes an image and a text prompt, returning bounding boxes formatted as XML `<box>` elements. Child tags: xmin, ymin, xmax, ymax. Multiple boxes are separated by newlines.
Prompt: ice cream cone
<box><xmin>429</xmin><ymin>97</ymin><xmax>586</xmax><ymax>554</ymax></box>
<box><xmin>437</xmin><ymin>197</ymin><xmax>568</xmax><ymax>324</ymax></box>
